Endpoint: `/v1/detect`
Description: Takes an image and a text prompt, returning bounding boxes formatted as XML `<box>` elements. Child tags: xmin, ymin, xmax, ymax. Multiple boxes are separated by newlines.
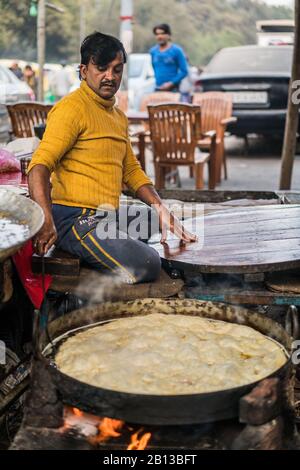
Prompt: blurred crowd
<box><xmin>10</xmin><ymin>62</ymin><xmax>38</xmax><ymax>95</ymax></box>
<box><xmin>5</xmin><ymin>30</ymin><xmax>204</xmax><ymax>108</ymax></box>
<box><xmin>8</xmin><ymin>60</ymin><xmax>76</xmax><ymax>102</ymax></box>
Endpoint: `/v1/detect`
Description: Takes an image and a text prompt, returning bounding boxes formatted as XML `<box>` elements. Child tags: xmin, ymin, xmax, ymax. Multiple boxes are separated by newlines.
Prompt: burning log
<box><xmin>65</xmin><ymin>408</ymin><xmax>152</xmax><ymax>449</ymax></box>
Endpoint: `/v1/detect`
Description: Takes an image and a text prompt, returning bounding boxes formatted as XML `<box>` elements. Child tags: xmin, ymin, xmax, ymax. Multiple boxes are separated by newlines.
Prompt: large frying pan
<box><xmin>40</xmin><ymin>299</ymin><xmax>293</xmax><ymax>425</ymax></box>
<box><xmin>0</xmin><ymin>188</ymin><xmax>44</xmax><ymax>262</ymax></box>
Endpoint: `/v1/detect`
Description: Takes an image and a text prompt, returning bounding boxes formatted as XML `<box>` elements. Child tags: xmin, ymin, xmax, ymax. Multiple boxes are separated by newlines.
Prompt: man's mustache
<box><xmin>100</xmin><ymin>81</ymin><xmax>116</xmax><ymax>87</ymax></box>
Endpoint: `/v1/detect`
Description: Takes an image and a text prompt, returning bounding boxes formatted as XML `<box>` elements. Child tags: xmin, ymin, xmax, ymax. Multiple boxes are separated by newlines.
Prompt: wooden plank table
<box><xmin>151</xmin><ymin>204</ymin><xmax>300</xmax><ymax>274</ymax></box>
<box><xmin>126</xmin><ymin>110</ymin><xmax>148</xmax><ymax>125</ymax></box>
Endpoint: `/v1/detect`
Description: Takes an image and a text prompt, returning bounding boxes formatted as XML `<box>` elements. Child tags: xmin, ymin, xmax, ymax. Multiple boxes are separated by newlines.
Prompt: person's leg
<box><xmin>87</xmin><ymin>230</ymin><xmax>161</xmax><ymax>283</ymax></box>
<box><xmin>55</xmin><ymin>206</ymin><xmax>161</xmax><ymax>284</ymax></box>
<box><xmin>52</xmin><ymin>204</ymin><xmax>83</xmax><ymax>244</ymax></box>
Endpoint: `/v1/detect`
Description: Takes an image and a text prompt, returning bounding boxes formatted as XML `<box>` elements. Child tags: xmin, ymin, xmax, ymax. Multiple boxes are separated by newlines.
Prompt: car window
<box><xmin>205</xmin><ymin>47</ymin><xmax>293</xmax><ymax>74</ymax></box>
<box><xmin>129</xmin><ymin>56</ymin><xmax>145</xmax><ymax>78</ymax></box>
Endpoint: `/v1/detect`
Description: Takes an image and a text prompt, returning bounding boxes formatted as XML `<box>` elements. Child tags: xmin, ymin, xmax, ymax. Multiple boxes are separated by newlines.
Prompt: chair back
<box><xmin>148</xmin><ymin>103</ymin><xmax>202</xmax><ymax>165</ymax></box>
<box><xmin>6</xmin><ymin>102</ymin><xmax>53</xmax><ymax>138</ymax></box>
<box><xmin>193</xmin><ymin>92</ymin><xmax>232</xmax><ymax>138</ymax></box>
<box><xmin>140</xmin><ymin>92</ymin><xmax>180</xmax><ymax>111</ymax></box>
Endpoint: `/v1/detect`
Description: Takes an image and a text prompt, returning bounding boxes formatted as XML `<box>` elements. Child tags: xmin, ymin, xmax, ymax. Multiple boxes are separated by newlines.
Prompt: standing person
<box><xmin>27</xmin><ymin>32</ymin><xmax>196</xmax><ymax>284</ymax></box>
<box><xmin>149</xmin><ymin>23</ymin><xmax>188</xmax><ymax>92</ymax></box>
<box><xmin>9</xmin><ymin>62</ymin><xmax>23</xmax><ymax>80</ymax></box>
<box><xmin>50</xmin><ymin>60</ymin><xmax>72</xmax><ymax>101</ymax></box>
<box><xmin>23</xmin><ymin>64</ymin><xmax>37</xmax><ymax>96</ymax></box>
<box><xmin>179</xmin><ymin>59</ymin><xmax>203</xmax><ymax>103</ymax></box>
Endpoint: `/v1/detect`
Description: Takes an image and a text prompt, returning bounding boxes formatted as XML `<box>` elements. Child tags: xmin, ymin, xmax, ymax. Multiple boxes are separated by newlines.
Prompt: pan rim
<box><xmin>44</xmin><ymin>312</ymin><xmax>291</xmax><ymax>399</ymax></box>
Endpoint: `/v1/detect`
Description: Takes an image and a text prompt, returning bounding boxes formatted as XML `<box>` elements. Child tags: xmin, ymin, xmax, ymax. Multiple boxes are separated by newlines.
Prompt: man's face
<box><xmin>154</xmin><ymin>29</ymin><xmax>170</xmax><ymax>46</ymax></box>
<box><xmin>80</xmin><ymin>51</ymin><xmax>124</xmax><ymax>100</ymax></box>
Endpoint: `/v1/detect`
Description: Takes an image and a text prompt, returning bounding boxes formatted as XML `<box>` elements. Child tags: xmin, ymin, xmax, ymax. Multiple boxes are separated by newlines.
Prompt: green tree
<box><xmin>0</xmin><ymin>0</ymin><xmax>294</xmax><ymax>65</ymax></box>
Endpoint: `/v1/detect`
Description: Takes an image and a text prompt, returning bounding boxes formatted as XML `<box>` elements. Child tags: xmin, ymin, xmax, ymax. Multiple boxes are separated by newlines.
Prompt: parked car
<box><xmin>128</xmin><ymin>53</ymin><xmax>155</xmax><ymax>111</ymax></box>
<box><xmin>0</xmin><ymin>104</ymin><xmax>9</xmax><ymax>143</ymax></box>
<box><xmin>199</xmin><ymin>45</ymin><xmax>295</xmax><ymax>138</ymax></box>
<box><xmin>256</xmin><ymin>20</ymin><xmax>294</xmax><ymax>46</ymax></box>
<box><xmin>0</xmin><ymin>64</ymin><xmax>35</xmax><ymax>142</ymax></box>
<box><xmin>0</xmin><ymin>64</ymin><xmax>35</xmax><ymax>103</ymax></box>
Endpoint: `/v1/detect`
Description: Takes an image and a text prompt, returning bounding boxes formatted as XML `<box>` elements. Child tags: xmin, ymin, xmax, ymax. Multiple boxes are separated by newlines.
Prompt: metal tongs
<box><xmin>32</xmin><ymin>255</ymin><xmax>54</xmax><ymax>359</ymax></box>
<box><xmin>285</xmin><ymin>305</ymin><xmax>300</xmax><ymax>340</ymax></box>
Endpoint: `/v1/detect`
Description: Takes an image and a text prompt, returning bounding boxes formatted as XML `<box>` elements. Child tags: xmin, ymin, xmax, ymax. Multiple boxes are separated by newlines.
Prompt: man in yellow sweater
<box><xmin>28</xmin><ymin>32</ymin><xmax>196</xmax><ymax>283</ymax></box>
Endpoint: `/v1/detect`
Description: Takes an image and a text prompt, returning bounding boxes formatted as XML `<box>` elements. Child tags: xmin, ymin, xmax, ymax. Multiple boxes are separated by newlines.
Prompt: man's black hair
<box><xmin>153</xmin><ymin>23</ymin><xmax>172</xmax><ymax>35</ymax></box>
<box><xmin>80</xmin><ymin>31</ymin><xmax>127</xmax><ymax>70</ymax></box>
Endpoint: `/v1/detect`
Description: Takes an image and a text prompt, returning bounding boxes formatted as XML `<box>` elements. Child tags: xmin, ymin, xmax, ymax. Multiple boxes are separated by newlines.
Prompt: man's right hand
<box><xmin>28</xmin><ymin>165</ymin><xmax>57</xmax><ymax>256</ymax></box>
<box><xmin>32</xmin><ymin>218</ymin><xmax>57</xmax><ymax>256</ymax></box>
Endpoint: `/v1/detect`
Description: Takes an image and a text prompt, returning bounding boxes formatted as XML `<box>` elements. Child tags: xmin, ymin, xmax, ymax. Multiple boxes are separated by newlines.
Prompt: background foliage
<box><xmin>0</xmin><ymin>0</ymin><xmax>293</xmax><ymax>65</ymax></box>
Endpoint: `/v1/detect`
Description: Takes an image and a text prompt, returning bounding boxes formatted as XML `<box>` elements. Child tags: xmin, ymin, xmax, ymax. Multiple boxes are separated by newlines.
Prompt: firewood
<box><xmin>232</xmin><ymin>417</ymin><xmax>283</xmax><ymax>450</ymax></box>
<box><xmin>239</xmin><ymin>378</ymin><xmax>281</xmax><ymax>425</ymax></box>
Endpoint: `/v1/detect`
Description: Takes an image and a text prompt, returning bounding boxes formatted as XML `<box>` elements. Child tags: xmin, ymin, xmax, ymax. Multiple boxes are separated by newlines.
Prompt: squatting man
<box><xmin>28</xmin><ymin>32</ymin><xmax>197</xmax><ymax>284</ymax></box>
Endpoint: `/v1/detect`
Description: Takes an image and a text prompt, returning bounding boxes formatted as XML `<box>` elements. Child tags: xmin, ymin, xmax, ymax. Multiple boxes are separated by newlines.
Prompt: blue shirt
<box><xmin>149</xmin><ymin>44</ymin><xmax>188</xmax><ymax>88</ymax></box>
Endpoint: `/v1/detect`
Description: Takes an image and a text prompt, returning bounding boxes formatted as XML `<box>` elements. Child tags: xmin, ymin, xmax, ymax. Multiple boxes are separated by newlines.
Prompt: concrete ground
<box><xmin>143</xmin><ymin>135</ymin><xmax>300</xmax><ymax>192</ymax></box>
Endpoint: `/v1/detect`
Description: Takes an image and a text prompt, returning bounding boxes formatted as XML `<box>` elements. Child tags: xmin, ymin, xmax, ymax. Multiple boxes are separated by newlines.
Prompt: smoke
<box><xmin>72</xmin><ymin>268</ymin><xmax>134</xmax><ymax>304</ymax></box>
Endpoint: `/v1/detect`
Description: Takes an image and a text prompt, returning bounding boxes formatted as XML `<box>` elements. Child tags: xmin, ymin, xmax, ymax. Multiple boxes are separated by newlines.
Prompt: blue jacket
<box><xmin>149</xmin><ymin>44</ymin><xmax>188</xmax><ymax>88</ymax></box>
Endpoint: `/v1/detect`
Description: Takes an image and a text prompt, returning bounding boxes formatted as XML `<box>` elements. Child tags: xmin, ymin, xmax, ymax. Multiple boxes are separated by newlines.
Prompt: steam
<box><xmin>72</xmin><ymin>268</ymin><xmax>134</xmax><ymax>304</ymax></box>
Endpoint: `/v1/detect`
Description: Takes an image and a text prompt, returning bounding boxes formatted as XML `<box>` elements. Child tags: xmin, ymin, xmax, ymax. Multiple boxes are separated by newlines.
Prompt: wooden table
<box><xmin>151</xmin><ymin>204</ymin><xmax>300</xmax><ymax>274</ymax></box>
<box><xmin>126</xmin><ymin>110</ymin><xmax>149</xmax><ymax>125</ymax></box>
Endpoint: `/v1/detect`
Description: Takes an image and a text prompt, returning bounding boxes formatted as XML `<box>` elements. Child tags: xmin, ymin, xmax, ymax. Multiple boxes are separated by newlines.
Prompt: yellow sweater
<box><xmin>28</xmin><ymin>80</ymin><xmax>152</xmax><ymax>209</ymax></box>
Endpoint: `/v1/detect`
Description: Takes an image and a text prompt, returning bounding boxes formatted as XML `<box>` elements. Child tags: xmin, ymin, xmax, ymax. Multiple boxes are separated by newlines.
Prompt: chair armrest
<box><xmin>203</xmin><ymin>130</ymin><xmax>216</xmax><ymax>138</ymax></box>
<box><xmin>129</xmin><ymin>129</ymin><xmax>150</xmax><ymax>138</ymax></box>
<box><xmin>197</xmin><ymin>130</ymin><xmax>216</xmax><ymax>147</ymax></box>
<box><xmin>221</xmin><ymin>117</ymin><xmax>237</xmax><ymax>126</ymax></box>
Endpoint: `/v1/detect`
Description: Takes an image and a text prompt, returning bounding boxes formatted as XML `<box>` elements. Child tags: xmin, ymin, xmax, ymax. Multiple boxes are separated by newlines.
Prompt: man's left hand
<box><xmin>156</xmin><ymin>204</ymin><xmax>197</xmax><ymax>244</ymax></box>
<box><xmin>158</xmin><ymin>82</ymin><xmax>174</xmax><ymax>91</ymax></box>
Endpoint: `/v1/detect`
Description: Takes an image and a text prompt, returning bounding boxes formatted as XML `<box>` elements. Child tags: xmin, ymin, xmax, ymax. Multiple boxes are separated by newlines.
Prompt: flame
<box><xmin>98</xmin><ymin>417</ymin><xmax>125</xmax><ymax>441</ymax></box>
<box><xmin>88</xmin><ymin>417</ymin><xmax>125</xmax><ymax>444</ymax></box>
<box><xmin>68</xmin><ymin>408</ymin><xmax>151</xmax><ymax>449</ymax></box>
<box><xmin>72</xmin><ymin>407</ymin><xmax>84</xmax><ymax>417</ymax></box>
<box><xmin>127</xmin><ymin>428</ymin><xmax>152</xmax><ymax>450</ymax></box>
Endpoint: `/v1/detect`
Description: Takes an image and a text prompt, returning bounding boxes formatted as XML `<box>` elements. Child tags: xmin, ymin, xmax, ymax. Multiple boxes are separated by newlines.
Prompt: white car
<box><xmin>0</xmin><ymin>64</ymin><xmax>35</xmax><ymax>103</ymax></box>
<box><xmin>0</xmin><ymin>65</ymin><xmax>35</xmax><ymax>142</ymax></box>
<box><xmin>128</xmin><ymin>53</ymin><xmax>155</xmax><ymax>111</ymax></box>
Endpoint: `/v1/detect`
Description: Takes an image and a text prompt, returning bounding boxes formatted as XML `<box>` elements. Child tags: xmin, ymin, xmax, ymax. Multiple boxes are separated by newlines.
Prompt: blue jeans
<box><xmin>52</xmin><ymin>204</ymin><xmax>161</xmax><ymax>284</ymax></box>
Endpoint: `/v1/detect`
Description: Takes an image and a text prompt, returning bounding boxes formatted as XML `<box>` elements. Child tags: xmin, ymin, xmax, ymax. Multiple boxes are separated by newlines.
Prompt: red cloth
<box><xmin>12</xmin><ymin>241</ymin><xmax>52</xmax><ymax>309</ymax></box>
<box><xmin>0</xmin><ymin>171</ymin><xmax>27</xmax><ymax>186</ymax></box>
